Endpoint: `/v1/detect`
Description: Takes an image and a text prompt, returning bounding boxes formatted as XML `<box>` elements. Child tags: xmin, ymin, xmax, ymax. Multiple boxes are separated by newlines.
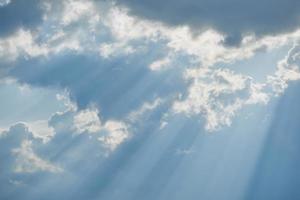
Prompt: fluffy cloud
<box><xmin>0</xmin><ymin>90</ymin><xmax>134</xmax><ymax>194</ymax></box>
<box><xmin>173</xmin><ymin>67</ymin><xmax>269</xmax><ymax>131</ymax></box>
<box><xmin>72</xmin><ymin>107</ymin><xmax>130</xmax><ymax>151</ymax></box>
<box><xmin>56</xmin><ymin>90</ymin><xmax>132</xmax><ymax>152</ymax></box>
<box><xmin>1</xmin><ymin>1</ymin><xmax>300</xmax><ymax>198</ymax></box>
<box><xmin>73</xmin><ymin>108</ymin><xmax>102</xmax><ymax>133</ymax></box>
<box><xmin>149</xmin><ymin>56</ymin><xmax>172</xmax><ymax>71</ymax></box>
<box><xmin>268</xmin><ymin>43</ymin><xmax>300</xmax><ymax>94</ymax></box>
<box><xmin>61</xmin><ymin>0</ymin><xmax>96</xmax><ymax>26</ymax></box>
<box><xmin>26</xmin><ymin>120</ymin><xmax>55</xmax><ymax>143</ymax></box>
<box><xmin>114</xmin><ymin>0</ymin><xmax>300</xmax><ymax>45</ymax></box>
<box><xmin>172</xmin><ymin>43</ymin><xmax>300</xmax><ymax>131</ymax></box>
<box><xmin>0</xmin><ymin>29</ymin><xmax>48</xmax><ymax>62</ymax></box>
<box><xmin>1</xmin><ymin>0</ymin><xmax>300</xmax><ymax>134</ymax></box>
<box><xmin>100</xmin><ymin>6</ymin><xmax>299</xmax><ymax>67</ymax></box>
<box><xmin>0</xmin><ymin>123</ymin><xmax>61</xmax><ymax>175</ymax></box>
<box><xmin>13</xmin><ymin>140</ymin><xmax>62</xmax><ymax>173</ymax></box>
<box><xmin>1</xmin><ymin>1</ymin><xmax>299</xmax><ymax>69</ymax></box>
<box><xmin>98</xmin><ymin>120</ymin><xmax>130</xmax><ymax>152</ymax></box>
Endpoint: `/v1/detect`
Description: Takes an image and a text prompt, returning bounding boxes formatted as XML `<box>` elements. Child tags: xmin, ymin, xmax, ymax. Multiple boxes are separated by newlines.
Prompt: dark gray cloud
<box><xmin>0</xmin><ymin>0</ymin><xmax>44</xmax><ymax>37</ymax></box>
<box><xmin>113</xmin><ymin>0</ymin><xmax>300</xmax><ymax>45</ymax></box>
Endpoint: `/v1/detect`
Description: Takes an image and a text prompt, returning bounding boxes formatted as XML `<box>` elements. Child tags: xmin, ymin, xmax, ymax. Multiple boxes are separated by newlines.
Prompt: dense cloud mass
<box><xmin>113</xmin><ymin>0</ymin><xmax>300</xmax><ymax>45</ymax></box>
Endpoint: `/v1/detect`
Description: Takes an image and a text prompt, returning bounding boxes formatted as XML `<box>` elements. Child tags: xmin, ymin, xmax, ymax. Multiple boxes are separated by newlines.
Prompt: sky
<box><xmin>0</xmin><ymin>0</ymin><xmax>300</xmax><ymax>200</ymax></box>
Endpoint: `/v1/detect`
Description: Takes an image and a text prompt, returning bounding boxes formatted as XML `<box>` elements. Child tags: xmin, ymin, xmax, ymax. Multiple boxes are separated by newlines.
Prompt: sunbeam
<box><xmin>0</xmin><ymin>0</ymin><xmax>300</xmax><ymax>200</ymax></box>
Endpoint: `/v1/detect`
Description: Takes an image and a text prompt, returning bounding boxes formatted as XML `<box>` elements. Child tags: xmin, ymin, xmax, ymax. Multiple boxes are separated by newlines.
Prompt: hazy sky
<box><xmin>0</xmin><ymin>0</ymin><xmax>300</xmax><ymax>199</ymax></box>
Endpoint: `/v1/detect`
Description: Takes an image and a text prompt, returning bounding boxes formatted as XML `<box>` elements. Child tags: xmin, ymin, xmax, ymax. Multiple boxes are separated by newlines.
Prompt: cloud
<box><xmin>0</xmin><ymin>0</ymin><xmax>10</xmax><ymax>7</ymax></box>
<box><xmin>38</xmin><ymin>97</ymin><xmax>131</xmax><ymax>153</ymax></box>
<box><xmin>61</xmin><ymin>0</ymin><xmax>96</xmax><ymax>26</ymax></box>
<box><xmin>1</xmin><ymin>1</ymin><xmax>298</xmax><ymax>69</ymax></box>
<box><xmin>0</xmin><ymin>29</ymin><xmax>48</xmax><ymax>62</ymax></box>
<box><xmin>72</xmin><ymin>107</ymin><xmax>130</xmax><ymax>152</ymax></box>
<box><xmin>127</xmin><ymin>98</ymin><xmax>163</xmax><ymax>122</ymax></box>
<box><xmin>98</xmin><ymin>6</ymin><xmax>300</xmax><ymax>67</ymax></box>
<box><xmin>172</xmin><ymin>67</ymin><xmax>269</xmax><ymax>131</ymax></box>
<box><xmin>149</xmin><ymin>56</ymin><xmax>172</xmax><ymax>71</ymax></box>
<box><xmin>99</xmin><ymin>42</ymin><xmax>136</xmax><ymax>59</ymax></box>
<box><xmin>172</xmin><ymin>43</ymin><xmax>300</xmax><ymax>131</ymax></box>
<box><xmin>4</xmin><ymin>2</ymin><xmax>297</xmax><ymax>131</ymax></box>
<box><xmin>1</xmin><ymin>0</ymin><xmax>299</xmax><ymax>135</ymax></box>
<box><xmin>268</xmin><ymin>43</ymin><xmax>300</xmax><ymax>94</ymax></box>
<box><xmin>12</xmin><ymin>140</ymin><xmax>62</xmax><ymax>173</ymax></box>
<box><xmin>1</xmin><ymin>2</ymin><xmax>300</xmax><ymax>198</ymax></box>
<box><xmin>0</xmin><ymin>123</ymin><xmax>61</xmax><ymax>176</ymax></box>
<box><xmin>98</xmin><ymin>120</ymin><xmax>130</xmax><ymax>152</ymax></box>
<box><xmin>114</xmin><ymin>0</ymin><xmax>300</xmax><ymax>45</ymax></box>
<box><xmin>0</xmin><ymin>80</ymin><xmax>68</xmax><ymax>140</ymax></box>
<box><xmin>73</xmin><ymin>107</ymin><xmax>102</xmax><ymax>133</ymax></box>
<box><xmin>25</xmin><ymin>120</ymin><xmax>55</xmax><ymax>143</ymax></box>
<box><xmin>0</xmin><ymin>90</ymin><xmax>134</xmax><ymax>192</ymax></box>
<box><xmin>8</xmin><ymin>46</ymin><xmax>184</xmax><ymax>121</ymax></box>
<box><xmin>0</xmin><ymin>0</ymin><xmax>44</xmax><ymax>37</ymax></box>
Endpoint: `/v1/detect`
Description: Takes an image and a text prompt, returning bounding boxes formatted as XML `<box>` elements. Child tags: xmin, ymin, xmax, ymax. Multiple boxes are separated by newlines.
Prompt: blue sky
<box><xmin>0</xmin><ymin>0</ymin><xmax>300</xmax><ymax>200</ymax></box>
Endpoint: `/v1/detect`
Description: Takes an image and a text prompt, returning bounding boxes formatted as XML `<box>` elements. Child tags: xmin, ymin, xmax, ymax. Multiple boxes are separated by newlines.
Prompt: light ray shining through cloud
<box><xmin>0</xmin><ymin>0</ymin><xmax>300</xmax><ymax>200</ymax></box>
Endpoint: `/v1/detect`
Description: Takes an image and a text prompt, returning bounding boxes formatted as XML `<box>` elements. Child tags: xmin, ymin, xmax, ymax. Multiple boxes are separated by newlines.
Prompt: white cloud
<box><xmin>0</xmin><ymin>85</ymin><xmax>67</xmax><ymax>177</ymax></box>
<box><xmin>99</xmin><ymin>42</ymin><xmax>135</xmax><ymax>59</ymax></box>
<box><xmin>26</xmin><ymin>120</ymin><xmax>55</xmax><ymax>143</ymax></box>
<box><xmin>268</xmin><ymin>43</ymin><xmax>300</xmax><ymax>94</ymax></box>
<box><xmin>61</xmin><ymin>0</ymin><xmax>96</xmax><ymax>26</ymax></box>
<box><xmin>73</xmin><ymin>108</ymin><xmax>102</xmax><ymax>133</ymax></box>
<box><xmin>73</xmin><ymin>99</ymin><xmax>164</xmax><ymax>152</ymax></box>
<box><xmin>173</xmin><ymin>67</ymin><xmax>269</xmax><ymax>131</ymax></box>
<box><xmin>172</xmin><ymin>43</ymin><xmax>300</xmax><ymax>131</ymax></box>
<box><xmin>1</xmin><ymin>1</ymin><xmax>300</xmax><ymax>135</ymax></box>
<box><xmin>0</xmin><ymin>29</ymin><xmax>48</xmax><ymax>61</ymax></box>
<box><xmin>0</xmin><ymin>0</ymin><xmax>99</xmax><ymax>61</ymax></box>
<box><xmin>149</xmin><ymin>56</ymin><xmax>172</xmax><ymax>71</ymax></box>
<box><xmin>102</xmin><ymin>5</ymin><xmax>300</xmax><ymax>67</ymax></box>
<box><xmin>98</xmin><ymin>120</ymin><xmax>130</xmax><ymax>152</ymax></box>
<box><xmin>103</xmin><ymin>6</ymin><xmax>160</xmax><ymax>42</ymax></box>
<box><xmin>12</xmin><ymin>140</ymin><xmax>62</xmax><ymax>173</ymax></box>
<box><xmin>127</xmin><ymin>98</ymin><xmax>163</xmax><ymax>122</ymax></box>
<box><xmin>164</xmin><ymin>28</ymin><xmax>300</xmax><ymax>67</ymax></box>
<box><xmin>1</xmin><ymin>1</ymin><xmax>299</xmax><ymax>69</ymax></box>
<box><xmin>73</xmin><ymin>107</ymin><xmax>130</xmax><ymax>152</ymax></box>
<box><xmin>56</xmin><ymin>91</ymin><xmax>77</xmax><ymax>112</ymax></box>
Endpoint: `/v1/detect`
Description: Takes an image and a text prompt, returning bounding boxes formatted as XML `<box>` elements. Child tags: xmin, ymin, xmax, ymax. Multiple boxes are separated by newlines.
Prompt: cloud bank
<box><xmin>114</xmin><ymin>0</ymin><xmax>300</xmax><ymax>45</ymax></box>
